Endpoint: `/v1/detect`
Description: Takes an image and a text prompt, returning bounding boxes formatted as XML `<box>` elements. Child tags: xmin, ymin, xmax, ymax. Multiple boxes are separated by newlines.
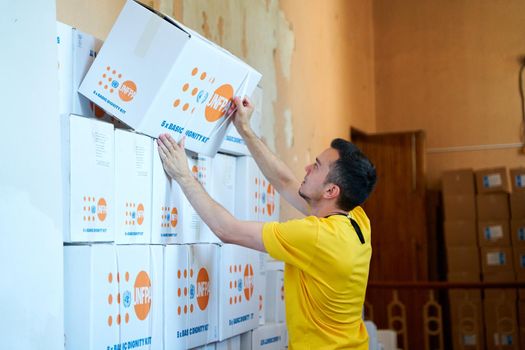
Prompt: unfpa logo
<box><xmin>82</xmin><ymin>196</ymin><xmax>107</xmax><ymax>222</ymax></box>
<box><xmin>134</xmin><ymin>271</ymin><xmax>152</xmax><ymax>321</ymax></box>
<box><xmin>259</xmin><ymin>180</ymin><xmax>276</xmax><ymax>217</ymax></box>
<box><xmin>99</xmin><ymin>66</ymin><xmax>137</xmax><ymax>102</ymax></box>
<box><xmin>205</xmin><ymin>84</ymin><xmax>233</xmax><ymax>122</ymax></box>
<box><xmin>160</xmin><ymin>206</ymin><xmax>178</xmax><ymax>228</ymax></box>
<box><xmin>196</xmin><ymin>268</ymin><xmax>210</xmax><ymax>311</ymax></box>
<box><xmin>119</xmin><ymin>80</ymin><xmax>137</xmax><ymax>102</ymax></box>
<box><xmin>172</xmin><ymin>67</ymin><xmax>234</xmax><ymax>122</ymax></box>
<box><xmin>125</xmin><ymin>202</ymin><xmax>145</xmax><ymax>226</ymax></box>
<box><xmin>243</xmin><ymin>264</ymin><xmax>254</xmax><ymax>301</ymax></box>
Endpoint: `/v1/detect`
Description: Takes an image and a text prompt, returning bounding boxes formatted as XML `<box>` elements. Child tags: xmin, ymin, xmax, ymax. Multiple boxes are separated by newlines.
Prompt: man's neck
<box><xmin>309</xmin><ymin>200</ymin><xmax>347</xmax><ymax>218</ymax></box>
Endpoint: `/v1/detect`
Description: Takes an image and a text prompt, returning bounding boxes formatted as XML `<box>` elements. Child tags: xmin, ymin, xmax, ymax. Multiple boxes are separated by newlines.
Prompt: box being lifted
<box><xmin>79</xmin><ymin>0</ymin><xmax>261</xmax><ymax>156</ymax></box>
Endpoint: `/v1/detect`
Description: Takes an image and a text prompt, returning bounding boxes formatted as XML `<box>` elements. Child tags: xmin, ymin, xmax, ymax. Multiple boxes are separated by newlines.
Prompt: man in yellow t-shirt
<box><xmin>157</xmin><ymin>96</ymin><xmax>377</xmax><ymax>349</ymax></box>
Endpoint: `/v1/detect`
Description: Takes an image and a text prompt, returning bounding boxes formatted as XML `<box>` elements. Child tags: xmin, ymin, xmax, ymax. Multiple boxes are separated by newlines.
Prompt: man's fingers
<box><xmin>157</xmin><ymin>140</ymin><xmax>169</xmax><ymax>158</ymax></box>
<box><xmin>178</xmin><ymin>136</ymin><xmax>186</xmax><ymax>149</ymax></box>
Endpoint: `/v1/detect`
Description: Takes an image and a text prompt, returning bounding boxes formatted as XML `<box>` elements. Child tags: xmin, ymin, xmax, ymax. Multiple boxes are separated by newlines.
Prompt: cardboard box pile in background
<box><xmin>443</xmin><ymin>166</ymin><xmax>525</xmax><ymax>350</ymax></box>
<box><xmin>442</xmin><ymin>169</ymin><xmax>479</xmax><ymax>282</ymax></box>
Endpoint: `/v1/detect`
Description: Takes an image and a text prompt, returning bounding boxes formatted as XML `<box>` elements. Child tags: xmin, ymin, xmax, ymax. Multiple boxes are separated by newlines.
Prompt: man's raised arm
<box><xmin>230</xmin><ymin>96</ymin><xmax>310</xmax><ymax>216</ymax></box>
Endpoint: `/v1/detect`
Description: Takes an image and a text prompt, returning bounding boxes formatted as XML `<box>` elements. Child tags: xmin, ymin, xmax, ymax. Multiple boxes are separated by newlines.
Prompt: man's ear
<box><xmin>324</xmin><ymin>183</ymin><xmax>340</xmax><ymax>200</ymax></box>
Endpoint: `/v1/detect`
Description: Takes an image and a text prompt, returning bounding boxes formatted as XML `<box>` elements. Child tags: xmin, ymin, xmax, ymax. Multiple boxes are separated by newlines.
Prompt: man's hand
<box><xmin>229</xmin><ymin>96</ymin><xmax>255</xmax><ymax>135</ymax></box>
<box><xmin>157</xmin><ymin>134</ymin><xmax>191</xmax><ymax>181</ymax></box>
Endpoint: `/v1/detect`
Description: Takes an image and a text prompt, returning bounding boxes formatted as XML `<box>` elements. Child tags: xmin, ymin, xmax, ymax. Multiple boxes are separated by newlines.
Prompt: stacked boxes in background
<box><xmin>475</xmin><ymin>167</ymin><xmax>513</xmax><ymax>283</ymax></box>
<box><xmin>510</xmin><ymin>168</ymin><xmax>525</xmax><ymax>281</ymax></box>
<box><xmin>474</xmin><ymin>168</ymin><xmax>519</xmax><ymax>349</ymax></box>
<box><xmin>442</xmin><ymin>169</ymin><xmax>485</xmax><ymax>350</ymax></box>
<box><xmin>443</xmin><ymin>167</ymin><xmax>523</xmax><ymax>350</ymax></box>
<box><xmin>61</xmin><ymin>2</ymin><xmax>286</xmax><ymax>349</ymax></box>
<box><xmin>510</xmin><ymin>168</ymin><xmax>525</xmax><ymax>349</ymax></box>
<box><xmin>442</xmin><ymin>169</ymin><xmax>479</xmax><ymax>282</ymax></box>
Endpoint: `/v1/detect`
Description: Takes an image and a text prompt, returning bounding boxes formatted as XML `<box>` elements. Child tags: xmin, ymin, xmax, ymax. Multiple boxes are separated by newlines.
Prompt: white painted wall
<box><xmin>0</xmin><ymin>1</ymin><xmax>64</xmax><ymax>349</ymax></box>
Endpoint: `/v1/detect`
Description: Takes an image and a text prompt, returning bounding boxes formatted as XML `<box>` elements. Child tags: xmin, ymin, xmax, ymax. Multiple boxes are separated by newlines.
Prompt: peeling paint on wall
<box><xmin>180</xmin><ymin>0</ymin><xmax>295</xmax><ymax>152</ymax></box>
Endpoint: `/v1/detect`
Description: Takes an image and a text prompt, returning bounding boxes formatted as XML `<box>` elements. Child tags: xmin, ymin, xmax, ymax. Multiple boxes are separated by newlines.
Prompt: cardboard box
<box><xmin>444</xmin><ymin>220</ymin><xmax>477</xmax><ymax>246</ymax></box>
<box><xmin>510</xmin><ymin>167</ymin><xmax>525</xmax><ymax>193</ymax></box>
<box><xmin>235</xmin><ymin>156</ymin><xmax>261</xmax><ymax>221</ymax></box>
<box><xmin>484</xmin><ymin>290</ymin><xmax>519</xmax><ymax>350</ymax></box>
<box><xmin>114</xmin><ymin>129</ymin><xmax>153</xmax><ymax>243</ymax></box>
<box><xmin>485</xmin><ymin>288</ymin><xmax>517</xmax><ymax>300</ymax></box>
<box><xmin>476</xmin><ymin>193</ymin><xmax>510</xmax><ymax>221</ymax></box>
<box><xmin>480</xmin><ymin>247</ymin><xmax>515</xmax><ymax>280</ymax></box>
<box><xmin>218</xmin><ymin>244</ymin><xmax>260</xmax><ymax>340</ymax></box>
<box><xmin>265</xmin><ymin>271</ymin><xmax>285</xmax><ymax>324</ymax></box>
<box><xmin>442</xmin><ymin>169</ymin><xmax>475</xmax><ymax>195</ymax></box>
<box><xmin>447</xmin><ymin>246</ymin><xmax>481</xmax><ymax>275</ymax></box>
<box><xmin>164</xmin><ymin>244</ymin><xmax>219</xmax><ymax>348</ymax></box>
<box><xmin>79</xmin><ymin>0</ymin><xmax>261</xmax><ymax>157</ymax></box>
<box><xmin>247</xmin><ymin>323</ymin><xmax>288</xmax><ymax>350</ymax></box>
<box><xmin>57</xmin><ymin>21</ymin><xmax>74</xmax><ymax>116</ymax></box>
<box><xmin>180</xmin><ymin>153</ymin><xmax>205</xmax><ymax>243</ymax></box>
<box><xmin>448</xmin><ymin>272</ymin><xmax>481</xmax><ymax>282</ymax></box>
<box><xmin>219</xmin><ymin>85</ymin><xmax>263</xmax><ymax>156</ymax></box>
<box><xmin>164</xmin><ymin>244</ymin><xmax>189</xmax><ymax>350</ymax></box>
<box><xmin>65</xmin><ymin>245</ymin><xmax>163</xmax><ymax>350</ymax></box>
<box><xmin>510</xmin><ymin>192</ymin><xmax>525</xmax><ymax>219</ymax></box>
<box><xmin>443</xmin><ymin>194</ymin><xmax>476</xmax><ymax>221</ymax></box>
<box><xmin>151</xmin><ymin>142</ymin><xmax>183</xmax><ymax>244</ymax></box>
<box><xmin>64</xmin><ymin>245</ymin><xmax>119</xmax><ymax>349</ymax></box>
<box><xmin>510</xmin><ymin>219</ymin><xmax>525</xmax><ymax>246</ymax></box>
<box><xmin>151</xmin><ymin>146</ymin><xmax>203</xmax><ymax>244</ymax></box>
<box><xmin>57</xmin><ymin>22</ymin><xmax>112</xmax><ymax>122</ymax></box>
<box><xmin>475</xmin><ymin>167</ymin><xmax>509</xmax><ymax>194</ymax></box>
<box><xmin>513</xmin><ymin>246</ymin><xmax>525</xmax><ymax>282</ymax></box>
<box><xmin>199</xmin><ymin>153</ymin><xmax>237</xmax><ymax>243</ymax></box>
<box><xmin>63</xmin><ymin>114</ymin><xmax>114</xmax><ymax>242</ymax></box>
<box><xmin>216</xmin><ymin>335</ymin><xmax>241</xmax><ymax>350</ymax></box>
<box><xmin>116</xmin><ymin>245</ymin><xmax>164</xmax><ymax>350</ymax></box>
<box><xmin>448</xmin><ymin>290</ymin><xmax>484</xmax><ymax>350</ymax></box>
<box><xmin>477</xmin><ymin>220</ymin><xmax>510</xmax><ymax>247</ymax></box>
<box><xmin>187</xmin><ymin>244</ymin><xmax>220</xmax><ymax>348</ymax></box>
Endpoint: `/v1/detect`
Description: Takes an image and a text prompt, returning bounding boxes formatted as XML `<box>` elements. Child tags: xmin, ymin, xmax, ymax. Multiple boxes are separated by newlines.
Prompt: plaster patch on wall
<box><xmin>284</xmin><ymin>108</ymin><xmax>294</xmax><ymax>148</ymax></box>
<box><xmin>276</xmin><ymin>12</ymin><xmax>294</xmax><ymax>80</ymax></box>
<box><xmin>181</xmin><ymin>0</ymin><xmax>295</xmax><ymax>153</ymax></box>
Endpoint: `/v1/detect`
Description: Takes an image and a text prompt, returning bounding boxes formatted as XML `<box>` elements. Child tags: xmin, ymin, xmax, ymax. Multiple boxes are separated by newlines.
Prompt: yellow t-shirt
<box><xmin>262</xmin><ymin>206</ymin><xmax>372</xmax><ymax>350</ymax></box>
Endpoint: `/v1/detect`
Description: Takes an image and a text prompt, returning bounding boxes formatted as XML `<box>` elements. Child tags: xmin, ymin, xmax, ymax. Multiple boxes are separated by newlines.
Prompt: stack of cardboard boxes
<box><xmin>443</xmin><ymin>169</ymin><xmax>484</xmax><ymax>350</ymax></box>
<box><xmin>60</xmin><ymin>1</ymin><xmax>288</xmax><ymax>349</ymax></box>
<box><xmin>444</xmin><ymin>167</ymin><xmax>524</xmax><ymax>350</ymax></box>
<box><xmin>476</xmin><ymin>167</ymin><xmax>520</xmax><ymax>350</ymax></box>
<box><xmin>510</xmin><ymin>168</ymin><xmax>525</xmax><ymax>346</ymax></box>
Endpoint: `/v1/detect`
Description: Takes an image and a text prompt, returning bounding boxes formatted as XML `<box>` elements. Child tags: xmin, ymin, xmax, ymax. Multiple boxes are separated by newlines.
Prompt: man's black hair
<box><xmin>325</xmin><ymin>138</ymin><xmax>377</xmax><ymax>211</ymax></box>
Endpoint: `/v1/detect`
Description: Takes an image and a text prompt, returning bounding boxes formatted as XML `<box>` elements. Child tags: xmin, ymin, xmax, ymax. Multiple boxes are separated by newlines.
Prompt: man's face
<box><xmin>299</xmin><ymin>147</ymin><xmax>340</xmax><ymax>203</ymax></box>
